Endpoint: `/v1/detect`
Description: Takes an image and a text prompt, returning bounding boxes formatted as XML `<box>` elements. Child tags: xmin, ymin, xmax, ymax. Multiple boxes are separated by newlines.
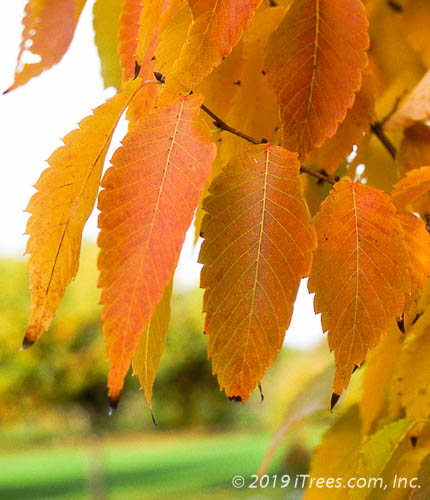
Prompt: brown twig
<box><xmin>153</xmin><ymin>72</ymin><xmax>337</xmax><ymax>186</ymax></box>
<box><xmin>200</xmin><ymin>104</ymin><xmax>261</xmax><ymax>145</ymax></box>
<box><xmin>200</xmin><ymin>104</ymin><xmax>336</xmax><ymax>185</ymax></box>
<box><xmin>370</xmin><ymin>122</ymin><xmax>397</xmax><ymax>160</ymax></box>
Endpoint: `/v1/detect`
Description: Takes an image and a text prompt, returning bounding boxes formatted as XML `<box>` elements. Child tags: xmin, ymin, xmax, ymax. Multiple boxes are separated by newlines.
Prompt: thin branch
<box><xmin>153</xmin><ymin>72</ymin><xmax>337</xmax><ymax>185</ymax></box>
<box><xmin>200</xmin><ymin>104</ymin><xmax>260</xmax><ymax>145</ymax></box>
<box><xmin>370</xmin><ymin>122</ymin><xmax>397</xmax><ymax>159</ymax></box>
<box><xmin>200</xmin><ymin>104</ymin><xmax>336</xmax><ymax>185</ymax></box>
<box><xmin>300</xmin><ymin>166</ymin><xmax>336</xmax><ymax>185</ymax></box>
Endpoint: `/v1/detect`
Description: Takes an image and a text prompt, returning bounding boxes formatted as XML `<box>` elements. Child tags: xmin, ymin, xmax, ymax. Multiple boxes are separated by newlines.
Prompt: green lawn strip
<box><xmin>0</xmin><ymin>432</ymin><xmax>283</xmax><ymax>499</ymax></box>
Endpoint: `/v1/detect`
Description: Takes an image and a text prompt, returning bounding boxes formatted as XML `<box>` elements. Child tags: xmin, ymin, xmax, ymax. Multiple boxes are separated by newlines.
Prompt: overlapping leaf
<box><xmin>398</xmin><ymin>213</ymin><xmax>430</xmax><ymax>318</ymax></box>
<box><xmin>6</xmin><ymin>0</ymin><xmax>87</xmax><ymax>93</ymax></box>
<box><xmin>310</xmin><ymin>73</ymin><xmax>375</xmax><ymax>174</ymax></box>
<box><xmin>305</xmin><ymin>406</ymin><xmax>362</xmax><ymax>500</ymax></box>
<box><xmin>401</xmin><ymin>0</ymin><xmax>430</xmax><ymax>68</ymax></box>
<box><xmin>135</xmin><ymin>0</ymin><xmax>169</xmax><ymax>69</ymax></box>
<box><xmin>98</xmin><ymin>94</ymin><xmax>216</xmax><ymax>404</ymax></box>
<box><xmin>132</xmin><ymin>281</ymin><xmax>172</xmax><ymax>414</ymax></box>
<box><xmin>391</xmin><ymin>167</ymin><xmax>430</xmax><ymax>210</ymax></box>
<box><xmin>360</xmin><ymin>326</ymin><xmax>403</xmax><ymax>436</ymax></box>
<box><xmin>93</xmin><ymin>0</ymin><xmax>122</xmax><ymax>90</ymax></box>
<box><xmin>199</xmin><ymin>144</ymin><xmax>316</xmax><ymax>402</ymax></box>
<box><xmin>264</xmin><ymin>0</ymin><xmax>369</xmax><ymax>159</ymax></box>
<box><xmin>352</xmin><ymin>419</ymin><xmax>417</xmax><ymax>499</ymax></box>
<box><xmin>159</xmin><ymin>0</ymin><xmax>261</xmax><ymax>100</ymax></box>
<box><xmin>194</xmin><ymin>6</ymin><xmax>283</xmax><ymax>240</ymax></box>
<box><xmin>395</xmin><ymin>309</ymin><xmax>430</xmax><ymax>418</ymax></box>
<box><xmin>308</xmin><ymin>181</ymin><xmax>410</xmax><ymax>396</ymax></box>
<box><xmin>24</xmin><ymin>79</ymin><xmax>143</xmax><ymax>347</ymax></box>
<box><xmin>118</xmin><ymin>0</ymin><xmax>142</xmax><ymax>82</ymax></box>
<box><xmin>386</xmin><ymin>70</ymin><xmax>430</xmax><ymax>131</ymax></box>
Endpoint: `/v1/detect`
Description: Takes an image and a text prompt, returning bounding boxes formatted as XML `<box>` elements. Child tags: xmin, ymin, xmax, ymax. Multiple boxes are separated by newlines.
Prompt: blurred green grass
<box><xmin>0</xmin><ymin>432</ymin><xmax>300</xmax><ymax>499</ymax></box>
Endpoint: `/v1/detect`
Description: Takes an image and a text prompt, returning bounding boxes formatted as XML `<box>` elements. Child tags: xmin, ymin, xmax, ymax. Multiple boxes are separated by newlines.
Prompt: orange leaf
<box><xmin>98</xmin><ymin>94</ymin><xmax>216</xmax><ymax>404</ymax></box>
<box><xmin>24</xmin><ymin>79</ymin><xmax>144</xmax><ymax>347</ymax></box>
<box><xmin>124</xmin><ymin>0</ymin><xmax>171</xmax><ymax>122</ymax></box>
<box><xmin>118</xmin><ymin>0</ymin><xmax>142</xmax><ymax>83</ymax></box>
<box><xmin>309</xmin><ymin>73</ymin><xmax>375</xmax><ymax>174</ymax></box>
<box><xmin>199</xmin><ymin>144</ymin><xmax>316</xmax><ymax>402</ymax></box>
<box><xmin>6</xmin><ymin>0</ymin><xmax>86</xmax><ymax>93</ymax></box>
<box><xmin>132</xmin><ymin>281</ymin><xmax>172</xmax><ymax>415</ymax></box>
<box><xmin>386</xmin><ymin>70</ymin><xmax>430</xmax><ymax>131</ymax></box>
<box><xmin>308</xmin><ymin>181</ymin><xmax>410</xmax><ymax>396</ymax></box>
<box><xmin>159</xmin><ymin>0</ymin><xmax>261</xmax><ymax>100</ymax></box>
<box><xmin>398</xmin><ymin>212</ymin><xmax>430</xmax><ymax>318</ymax></box>
<box><xmin>264</xmin><ymin>0</ymin><xmax>369</xmax><ymax>159</ymax></box>
<box><xmin>135</xmin><ymin>0</ymin><xmax>169</xmax><ymax>68</ymax></box>
<box><xmin>391</xmin><ymin>166</ymin><xmax>430</xmax><ymax>210</ymax></box>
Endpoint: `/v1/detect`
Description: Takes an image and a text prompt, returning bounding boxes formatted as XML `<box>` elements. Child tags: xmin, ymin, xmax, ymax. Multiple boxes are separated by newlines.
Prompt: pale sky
<box><xmin>0</xmin><ymin>1</ymin><xmax>323</xmax><ymax>349</ymax></box>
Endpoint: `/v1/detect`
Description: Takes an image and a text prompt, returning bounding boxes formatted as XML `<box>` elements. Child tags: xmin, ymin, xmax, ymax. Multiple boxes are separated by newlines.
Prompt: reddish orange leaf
<box><xmin>24</xmin><ymin>79</ymin><xmax>143</xmax><ymax>347</ymax></box>
<box><xmin>132</xmin><ymin>281</ymin><xmax>172</xmax><ymax>414</ymax></box>
<box><xmin>310</xmin><ymin>73</ymin><xmax>375</xmax><ymax>174</ymax></box>
<box><xmin>6</xmin><ymin>0</ymin><xmax>86</xmax><ymax>93</ymax></box>
<box><xmin>264</xmin><ymin>0</ymin><xmax>369</xmax><ymax>159</ymax></box>
<box><xmin>98</xmin><ymin>94</ymin><xmax>216</xmax><ymax>403</ymax></box>
<box><xmin>199</xmin><ymin>144</ymin><xmax>316</xmax><ymax>402</ymax></box>
<box><xmin>308</xmin><ymin>181</ymin><xmax>410</xmax><ymax>396</ymax></box>
<box><xmin>398</xmin><ymin>213</ymin><xmax>430</xmax><ymax>318</ymax></box>
<box><xmin>391</xmin><ymin>166</ymin><xmax>430</xmax><ymax>210</ymax></box>
<box><xmin>118</xmin><ymin>0</ymin><xmax>142</xmax><ymax>83</ymax></box>
<box><xmin>159</xmin><ymin>0</ymin><xmax>261</xmax><ymax>100</ymax></box>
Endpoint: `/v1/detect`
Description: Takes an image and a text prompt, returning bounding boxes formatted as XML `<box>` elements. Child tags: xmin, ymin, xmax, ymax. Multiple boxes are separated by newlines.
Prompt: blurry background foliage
<box><xmin>0</xmin><ymin>244</ymin><xmax>334</xmax><ymax>499</ymax></box>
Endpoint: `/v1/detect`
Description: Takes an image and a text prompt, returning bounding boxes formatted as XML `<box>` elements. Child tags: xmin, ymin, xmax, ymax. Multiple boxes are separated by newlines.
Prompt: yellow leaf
<box><xmin>352</xmin><ymin>418</ymin><xmax>417</xmax><ymax>499</ymax></box>
<box><xmin>154</xmin><ymin>0</ymin><xmax>193</xmax><ymax>80</ymax></box>
<box><xmin>199</xmin><ymin>144</ymin><xmax>316</xmax><ymax>402</ymax></box>
<box><xmin>93</xmin><ymin>0</ymin><xmax>122</xmax><ymax>91</ymax></box>
<box><xmin>401</xmin><ymin>0</ymin><xmax>430</xmax><ymax>68</ymax></box>
<box><xmin>159</xmin><ymin>0</ymin><xmax>261</xmax><ymax>100</ymax></box>
<box><xmin>304</xmin><ymin>405</ymin><xmax>362</xmax><ymax>500</ymax></box>
<box><xmin>360</xmin><ymin>326</ymin><xmax>404</xmax><ymax>436</ymax></box>
<box><xmin>132</xmin><ymin>281</ymin><xmax>172</xmax><ymax>414</ymax></box>
<box><xmin>24</xmin><ymin>79</ymin><xmax>143</xmax><ymax>346</ymax></box>
<box><xmin>308</xmin><ymin>181</ymin><xmax>410</xmax><ymax>396</ymax></box>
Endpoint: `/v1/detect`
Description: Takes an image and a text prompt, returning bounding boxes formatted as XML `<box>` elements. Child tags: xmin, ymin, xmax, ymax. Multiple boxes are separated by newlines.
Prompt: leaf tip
<box><xmin>258</xmin><ymin>384</ymin><xmax>264</xmax><ymax>403</ymax></box>
<box><xmin>150</xmin><ymin>409</ymin><xmax>157</xmax><ymax>427</ymax></box>
<box><xmin>108</xmin><ymin>396</ymin><xmax>120</xmax><ymax>416</ymax></box>
<box><xmin>134</xmin><ymin>61</ymin><xmax>141</xmax><ymax>80</ymax></box>
<box><xmin>228</xmin><ymin>395</ymin><xmax>243</xmax><ymax>403</ymax></box>
<box><xmin>330</xmin><ymin>392</ymin><xmax>340</xmax><ymax>412</ymax></box>
<box><xmin>20</xmin><ymin>336</ymin><xmax>35</xmax><ymax>351</ymax></box>
<box><xmin>397</xmin><ymin>316</ymin><xmax>406</xmax><ymax>334</ymax></box>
